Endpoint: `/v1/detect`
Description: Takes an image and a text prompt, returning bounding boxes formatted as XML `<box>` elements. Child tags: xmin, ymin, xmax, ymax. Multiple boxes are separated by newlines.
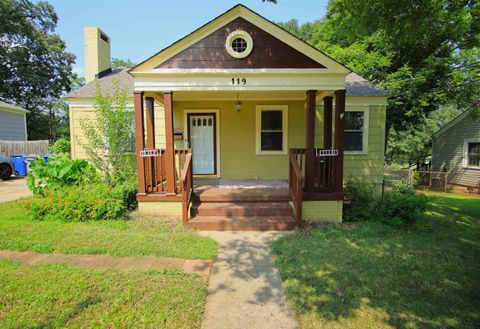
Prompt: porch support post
<box><xmin>163</xmin><ymin>91</ymin><xmax>176</xmax><ymax>194</ymax></box>
<box><xmin>145</xmin><ymin>97</ymin><xmax>155</xmax><ymax>148</ymax></box>
<box><xmin>305</xmin><ymin>90</ymin><xmax>317</xmax><ymax>193</ymax></box>
<box><xmin>334</xmin><ymin>90</ymin><xmax>346</xmax><ymax>193</ymax></box>
<box><xmin>323</xmin><ymin>96</ymin><xmax>333</xmax><ymax>148</ymax></box>
<box><xmin>134</xmin><ymin>91</ymin><xmax>146</xmax><ymax>194</ymax></box>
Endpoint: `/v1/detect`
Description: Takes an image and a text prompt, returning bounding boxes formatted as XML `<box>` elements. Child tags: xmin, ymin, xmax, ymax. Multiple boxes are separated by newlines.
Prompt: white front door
<box><xmin>189</xmin><ymin>114</ymin><xmax>215</xmax><ymax>175</ymax></box>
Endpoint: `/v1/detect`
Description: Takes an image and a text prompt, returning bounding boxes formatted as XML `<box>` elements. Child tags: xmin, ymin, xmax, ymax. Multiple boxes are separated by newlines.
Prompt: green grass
<box><xmin>0</xmin><ymin>259</ymin><xmax>206</xmax><ymax>328</ymax></box>
<box><xmin>272</xmin><ymin>193</ymin><xmax>480</xmax><ymax>329</ymax></box>
<box><xmin>0</xmin><ymin>200</ymin><xmax>217</xmax><ymax>260</ymax></box>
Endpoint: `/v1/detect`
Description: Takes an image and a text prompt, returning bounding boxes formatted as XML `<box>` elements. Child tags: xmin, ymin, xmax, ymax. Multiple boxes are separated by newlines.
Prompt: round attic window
<box><xmin>226</xmin><ymin>30</ymin><xmax>253</xmax><ymax>59</ymax></box>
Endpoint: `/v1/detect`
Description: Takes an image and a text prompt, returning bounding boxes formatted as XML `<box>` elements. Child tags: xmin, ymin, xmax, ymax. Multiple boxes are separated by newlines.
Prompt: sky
<box><xmin>44</xmin><ymin>0</ymin><xmax>328</xmax><ymax>77</ymax></box>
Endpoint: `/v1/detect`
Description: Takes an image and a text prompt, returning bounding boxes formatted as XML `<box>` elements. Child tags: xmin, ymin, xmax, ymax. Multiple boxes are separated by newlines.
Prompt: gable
<box><xmin>156</xmin><ymin>18</ymin><xmax>325</xmax><ymax>69</ymax></box>
<box><xmin>131</xmin><ymin>5</ymin><xmax>350</xmax><ymax>74</ymax></box>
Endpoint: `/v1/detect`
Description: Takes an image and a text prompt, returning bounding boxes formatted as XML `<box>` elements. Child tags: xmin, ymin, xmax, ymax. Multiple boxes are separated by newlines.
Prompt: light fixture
<box><xmin>234</xmin><ymin>92</ymin><xmax>242</xmax><ymax>113</ymax></box>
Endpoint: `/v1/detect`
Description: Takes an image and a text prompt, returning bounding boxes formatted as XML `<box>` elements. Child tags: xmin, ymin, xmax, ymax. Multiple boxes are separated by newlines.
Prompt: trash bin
<box><xmin>11</xmin><ymin>154</ymin><xmax>27</xmax><ymax>176</ymax></box>
<box><xmin>42</xmin><ymin>154</ymin><xmax>50</xmax><ymax>164</ymax></box>
<box><xmin>24</xmin><ymin>155</ymin><xmax>39</xmax><ymax>173</ymax></box>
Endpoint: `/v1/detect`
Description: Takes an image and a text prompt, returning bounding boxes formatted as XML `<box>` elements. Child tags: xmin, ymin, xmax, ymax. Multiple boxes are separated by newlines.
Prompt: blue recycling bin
<box><xmin>42</xmin><ymin>154</ymin><xmax>50</xmax><ymax>164</ymax></box>
<box><xmin>11</xmin><ymin>154</ymin><xmax>27</xmax><ymax>176</ymax></box>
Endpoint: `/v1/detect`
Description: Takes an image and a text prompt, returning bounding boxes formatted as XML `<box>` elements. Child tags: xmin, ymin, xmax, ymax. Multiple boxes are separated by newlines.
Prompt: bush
<box><xmin>23</xmin><ymin>183</ymin><xmax>126</xmax><ymax>221</ymax></box>
<box><xmin>377</xmin><ymin>192</ymin><xmax>427</xmax><ymax>227</ymax></box>
<box><xmin>111</xmin><ymin>179</ymin><xmax>138</xmax><ymax>210</ymax></box>
<box><xmin>50</xmin><ymin>138</ymin><xmax>71</xmax><ymax>156</ymax></box>
<box><xmin>27</xmin><ymin>156</ymin><xmax>97</xmax><ymax>195</ymax></box>
<box><xmin>344</xmin><ymin>178</ymin><xmax>427</xmax><ymax>227</ymax></box>
<box><xmin>391</xmin><ymin>179</ymin><xmax>415</xmax><ymax>194</ymax></box>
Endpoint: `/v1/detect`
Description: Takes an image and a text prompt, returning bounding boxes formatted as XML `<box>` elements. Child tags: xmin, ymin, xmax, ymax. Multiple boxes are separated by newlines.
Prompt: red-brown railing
<box><xmin>180</xmin><ymin>152</ymin><xmax>193</xmax><ymax>224</ymax></box>
<box><xmin>289</xmin><ymin>150</ymin><xmax>304</xmax><ymax>225</ymax></box>
<box><xmin>289</xmin><ymin>148</ymin><xmax>338</xmax><ymax>193</ymax></box>
<box><xmin>141</xmin><ymin>148</ymin><xmax>166</xmax><ymax>193</ymax></box>
<box><xmin>140</xmin><ymin>148</ymin><xmax>193</xmax><ymax>194</ymax></box>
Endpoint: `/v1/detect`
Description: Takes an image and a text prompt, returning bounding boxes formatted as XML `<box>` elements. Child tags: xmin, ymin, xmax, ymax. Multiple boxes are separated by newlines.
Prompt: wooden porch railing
<box><xmin>140</xmin><ymin>148</ymin><xmax>193</xmax><ymax>194</ymax></box>
<box><xmin>290</xmin><ymin>148</ymin><xmax>338</xmax><ymax>193</ymax></box>
<box><xmin>289</xmin><ymin>150</ymin><xmax>304</xmax><ymax>225</ymax></box>
<box><xmin>180</xmin><ymin>151</ymin><xmax>193</xmax><ymax>224</ymax></box>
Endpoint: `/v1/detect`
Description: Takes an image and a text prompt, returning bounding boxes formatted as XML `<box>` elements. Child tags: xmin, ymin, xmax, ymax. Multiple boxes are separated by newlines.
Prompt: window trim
<box><xmin>255</xmin><ymin>105</ymin><xmax>288</xmax><ymax>155</ymax></box>
<box><xmin>344</xmin><ymin>107</ymin><xmax>369</xmax><ymax>155</ymax></box>
<box><xmin>225</xmin><ymin>30</ymin><xmax>253</xmax><ymax>59</ymax></box>
<box><xmin>463</xmin><ymin>138</ymin><xmax>480</xmax><ymax>170</ymax></box>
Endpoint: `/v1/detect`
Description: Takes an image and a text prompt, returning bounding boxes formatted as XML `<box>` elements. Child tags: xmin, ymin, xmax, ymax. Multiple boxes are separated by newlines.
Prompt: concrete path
<box><xmin>0</xmin><ymin>177</ymin><xmax>32</xmax><ymax>203</ymax></box>
<box><xmin>200</xmin><ymin>232</ymin><xmax>299</xmax><ymax>329</ymax></box>
<box><xmin>0</xmin><ymin>250</ymin><xmax>212</xmax><ymax>276</ymax></box>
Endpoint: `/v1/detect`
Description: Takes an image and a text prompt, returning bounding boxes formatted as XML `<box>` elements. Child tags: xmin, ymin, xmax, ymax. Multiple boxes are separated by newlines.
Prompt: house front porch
<box><xmin>133</xmin><ymin>89</ymin><xmax>346</xmax><ymax>230</ymax></box>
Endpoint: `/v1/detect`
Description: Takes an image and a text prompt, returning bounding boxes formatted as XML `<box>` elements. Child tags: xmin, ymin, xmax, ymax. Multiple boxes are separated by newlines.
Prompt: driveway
<box><xmin>0</xmin><ymin>177</ymin><xmax>32</xmax><ymax>203</ymax></box>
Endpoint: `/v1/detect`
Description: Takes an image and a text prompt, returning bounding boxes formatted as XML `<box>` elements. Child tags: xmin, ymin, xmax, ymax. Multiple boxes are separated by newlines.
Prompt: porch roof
<box><xmin>66</xmin><ymin>70</ymin><xmax>388</xmax><ymax>99</ymax></box>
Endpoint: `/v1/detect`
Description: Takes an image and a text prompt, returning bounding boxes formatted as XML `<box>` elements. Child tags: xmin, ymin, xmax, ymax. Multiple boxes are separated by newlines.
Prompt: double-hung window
<box><xmin>256</xmin><ymin>105</ymin><xmax>288</xmax><ymax>155</ymax></box>
<box><xmin>464</xmin><ymin>140</ymin><xmax>480</xmax><ymax>168</ymax></box>
<box><xmin>344</xmin><ymin>110</ymin><xmax>368</xmax><ymax>153</ymax></box>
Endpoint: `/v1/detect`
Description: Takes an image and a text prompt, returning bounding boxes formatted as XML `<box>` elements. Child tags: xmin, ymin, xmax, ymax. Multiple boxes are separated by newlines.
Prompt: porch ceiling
<box><xmin>148</xmin><ymin>90</ymin><xmax>336</xmax><ymax>102</ymax></box>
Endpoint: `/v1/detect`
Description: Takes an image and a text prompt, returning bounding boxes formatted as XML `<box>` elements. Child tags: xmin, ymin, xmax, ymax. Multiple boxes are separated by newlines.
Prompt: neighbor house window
<box><xmin>256</xmin><ymin>105</ymin><xmax>288</xmax><ymax>155</ymax></box>
<box><xmin>344</xmin><ymin>110</ymin><xmax>368</xmax><ymax>152</ymax></box>
<box><xmin>464</xmin><ymin>141</ymin><xmax>480</xmax><ymax>168</ymax></box>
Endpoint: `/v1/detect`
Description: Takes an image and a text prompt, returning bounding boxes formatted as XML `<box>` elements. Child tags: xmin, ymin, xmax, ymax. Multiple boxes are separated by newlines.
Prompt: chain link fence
<box><xmin>384</xmin><ymin>168</ymin><xmax>450</xmax><ymax>192</ymax></box>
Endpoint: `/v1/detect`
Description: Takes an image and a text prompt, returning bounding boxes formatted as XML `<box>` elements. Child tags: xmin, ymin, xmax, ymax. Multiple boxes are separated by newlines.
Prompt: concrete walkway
<box><xmin>0</xmin><ymin>177</ymin><xmax>32</xmax><ymax>203</ymax></box>
<box><xmin>0</xmin><ymin>250</ymin><xmax>212</xmax><ymax>276</ymax></box>
<box><xmin>199</xmin><ymin>232</ymin><xmax>299</xmax><ymax>329</ymax></box>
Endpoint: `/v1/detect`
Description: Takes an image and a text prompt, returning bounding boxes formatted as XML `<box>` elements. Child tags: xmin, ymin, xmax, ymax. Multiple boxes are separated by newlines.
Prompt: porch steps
<box><xmin>187</xmin><ymin>188</ymin><xmax>296</xmax><ymax>231</ymax></box>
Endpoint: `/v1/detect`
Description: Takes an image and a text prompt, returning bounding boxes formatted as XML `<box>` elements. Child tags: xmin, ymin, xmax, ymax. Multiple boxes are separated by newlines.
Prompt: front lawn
<box><xmin>0</xmin><ymin>200</ymin><xmax>217</xmax><ymax>260</ymax></box>
<box><xmin>273</xmin><ymin>193</ymin><xmax>480</xmax><ymax>329</ymax></box>
<box><xmin>0</xmin><ymin>259</ymin><xmax>206</xmax><ymax>328</ymax></box>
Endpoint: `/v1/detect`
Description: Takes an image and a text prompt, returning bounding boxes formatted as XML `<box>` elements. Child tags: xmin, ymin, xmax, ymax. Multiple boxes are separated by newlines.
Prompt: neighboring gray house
<box><xmin>0</xmin><ymin>101</ymin><xmax>29</xmax><ymax>141</ymax></box>
<box><xmin>431</xmin><ymin>104</ymin><xmax>480</xmax><ymax>188</ymax></box>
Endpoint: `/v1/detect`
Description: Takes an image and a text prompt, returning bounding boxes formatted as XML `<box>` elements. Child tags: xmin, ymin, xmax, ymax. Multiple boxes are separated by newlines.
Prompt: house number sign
<box><xmin>231</xmin><ymin>77</ymin><xmax>247</xmax><ymax>85</ymax></box>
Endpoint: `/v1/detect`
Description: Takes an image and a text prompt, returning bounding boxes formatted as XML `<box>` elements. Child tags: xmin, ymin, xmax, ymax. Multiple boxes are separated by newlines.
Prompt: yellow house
<box><xmin>67</xmin><ymin>5</ymin><xmax>388</xmax><ymax>230</ymax></box>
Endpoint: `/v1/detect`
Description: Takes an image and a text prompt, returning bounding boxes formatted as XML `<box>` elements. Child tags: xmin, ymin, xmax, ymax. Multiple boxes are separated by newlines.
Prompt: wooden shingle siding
<box><xmin>0</xmin><ymin>110</ymin><xmax>27</xmax><ymax>141</ymax></box>
<box><xmin>156</xmin><ymin>18</ymin><xmax>325</xmax><ymax>69</ymax></box>
<box><xmin>432</xmin><ymin>111</ymin><xmax>480</xmax><ymax>187</ymax></box>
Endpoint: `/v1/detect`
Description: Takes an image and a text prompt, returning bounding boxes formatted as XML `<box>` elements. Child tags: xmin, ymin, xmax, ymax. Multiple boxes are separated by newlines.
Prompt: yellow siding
<box><xmin>302</xmin><ymin>200</ymin><xmax>343</xmax><ymax>223</ymax></box>
<box><xmin>70</xmin><ymin>106</ymin><xmax>96</xmax><ymax>159</ymax></box>
<box><xmin>138</xmin><ymin>201</ymin><xmax>182</xmax><ymax>217</ymax></box>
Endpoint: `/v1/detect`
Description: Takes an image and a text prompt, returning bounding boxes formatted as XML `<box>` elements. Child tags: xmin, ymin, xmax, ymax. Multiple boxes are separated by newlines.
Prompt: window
<box><xmin>225</xmin><ymin>30</ymin><xmax>253</xmax><ymax>59</ymax></box>
<box><xmin>464</xmin><ymin>141</ymin><xmax>480</xmax><ymax>168</ymax></box>
<box><xmin>256</xmin><ymin>105</ymin><xmax>288</xmax><ymax>155</ymax></box>
<box><xmin>344</xmin><ymin>110</ymin><xmax>367</xmax><ymax>152</ymax></box>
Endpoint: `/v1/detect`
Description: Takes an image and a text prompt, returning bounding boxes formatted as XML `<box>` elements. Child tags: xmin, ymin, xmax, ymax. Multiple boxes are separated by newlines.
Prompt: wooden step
<box><xmin>191</xmin><ymin>202</ymin><xmax>293</xmax><ymax>217</ymax></box>
<box><xmin>186</xmin><ymin>216</ymin><xmax>296</xmax><ymax>231</ymax></box>
<box><xmin>195</xmin><ymin>187</ymin><xmax>290</xmax><ymax>202</ymax></box>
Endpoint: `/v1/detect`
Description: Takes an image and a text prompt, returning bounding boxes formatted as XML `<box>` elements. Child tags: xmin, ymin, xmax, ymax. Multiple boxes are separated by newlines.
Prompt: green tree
<box><xmin>0</xmin><ymin>0</ymin><xmax>76</xmax><ymax>141</ymax></box>
<box><xmin>80</xmin><ymin>82</ymin><xmax>135</xmax><ymax>184</ymax></box>
<box><xmin>111</xmin><ymin>58</ymin><xmax>136</xmax><ymax>68</ymax></box>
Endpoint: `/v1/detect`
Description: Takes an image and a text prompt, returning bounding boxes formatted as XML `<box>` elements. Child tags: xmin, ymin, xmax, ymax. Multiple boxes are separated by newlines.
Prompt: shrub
<box><xmin>50</xmin><ymin>138</ymin><xmax>71</xmax><ymax>156</ymax></box>
<box><xmin>27</xmin><ymin>156</ymin><xmax>97</xmax><ymax>195</ymax></box>
<box><xmin>391</xmin><ymin>179</ymin><xmax>415</xmax><ymax>194</ymax></box>
<box><xmin>23</xmin><ymin>183</ymin><xmax>126</xmax><ymax>221</ymax></box>
<box><xmin>344</xmin><ymin>179</ymin><xmax>378</xmax><ymax>222</ymax></box>
<box><xmin>111</xmin><ymin>179</ymin><xmax>138</xmax><ymax>210</ymax></box>
<box><xmin>344</xmin><ymin>178</ymin><xmax>427</xmax><ymax>227</ymax></box>
<box><xmin>377</xmin><ymin>192</ymin><xmax>428</xmax><ymax>227</ymax></box>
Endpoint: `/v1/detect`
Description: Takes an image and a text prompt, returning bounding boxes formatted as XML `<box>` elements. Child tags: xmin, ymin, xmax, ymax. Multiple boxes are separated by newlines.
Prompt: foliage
<box><xmin>1</xmin><ymin>200</ymin><xmax>217</xmax><ymax>259</ymax></box>
<box><xmin>0</xmin><ymin>0</ymin><xmax>77</xmax><ymax>141</ymax></box>
<box><xmin>111</xmin><ymin>58</ymin><xmax>136</xmax><ymax>68</ymax></box>
<box><xmin>80</xmin><ymin>82</ymin><xmax>135</xmax><ymax>184</ymax></box>
<box><xmin>277</xmin><ymin>0</ymin><xmax>480</xmax><ymax>163</ymax></box>
<box><xmin>386</xmin><ymin>105</ymin><xmax>461</xmax><ymax>164</ymax></box>
<box><xmin>0</xmin><ymin>260</ymin><xmax>207</xmax><ymax>328</ymax></box>
<box><xmin>26</xmin><ymin>156</ymin><xmax>96</xmax><ymax>195</ymax></box>
<box><xmin>50</xmin><ymin>138</ymin><xmax>71</xmax><ymax>156</ymax></box>
<box><xmin>344</xmin><ymin>178</ymin><xmax>426</xmax><ymax>226</ymax></box>
<box><xmin>24</xmin><ymin>184</ymin><xmax>126</xmax><ymax>221</ymax></box>
<box><xmin>111</xmin><ymin>179</ymin><xmax>138</xmax><ymax>210</ymax></box>
<box><xmin>391</xmin><ymin>178</ymin><xmax>415</xmax><ymax>195</ymax></box>
<box><xmin>272</xmin><ymin>193</ymin><xmax>480</xmax><ymax>329</ymax></box>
